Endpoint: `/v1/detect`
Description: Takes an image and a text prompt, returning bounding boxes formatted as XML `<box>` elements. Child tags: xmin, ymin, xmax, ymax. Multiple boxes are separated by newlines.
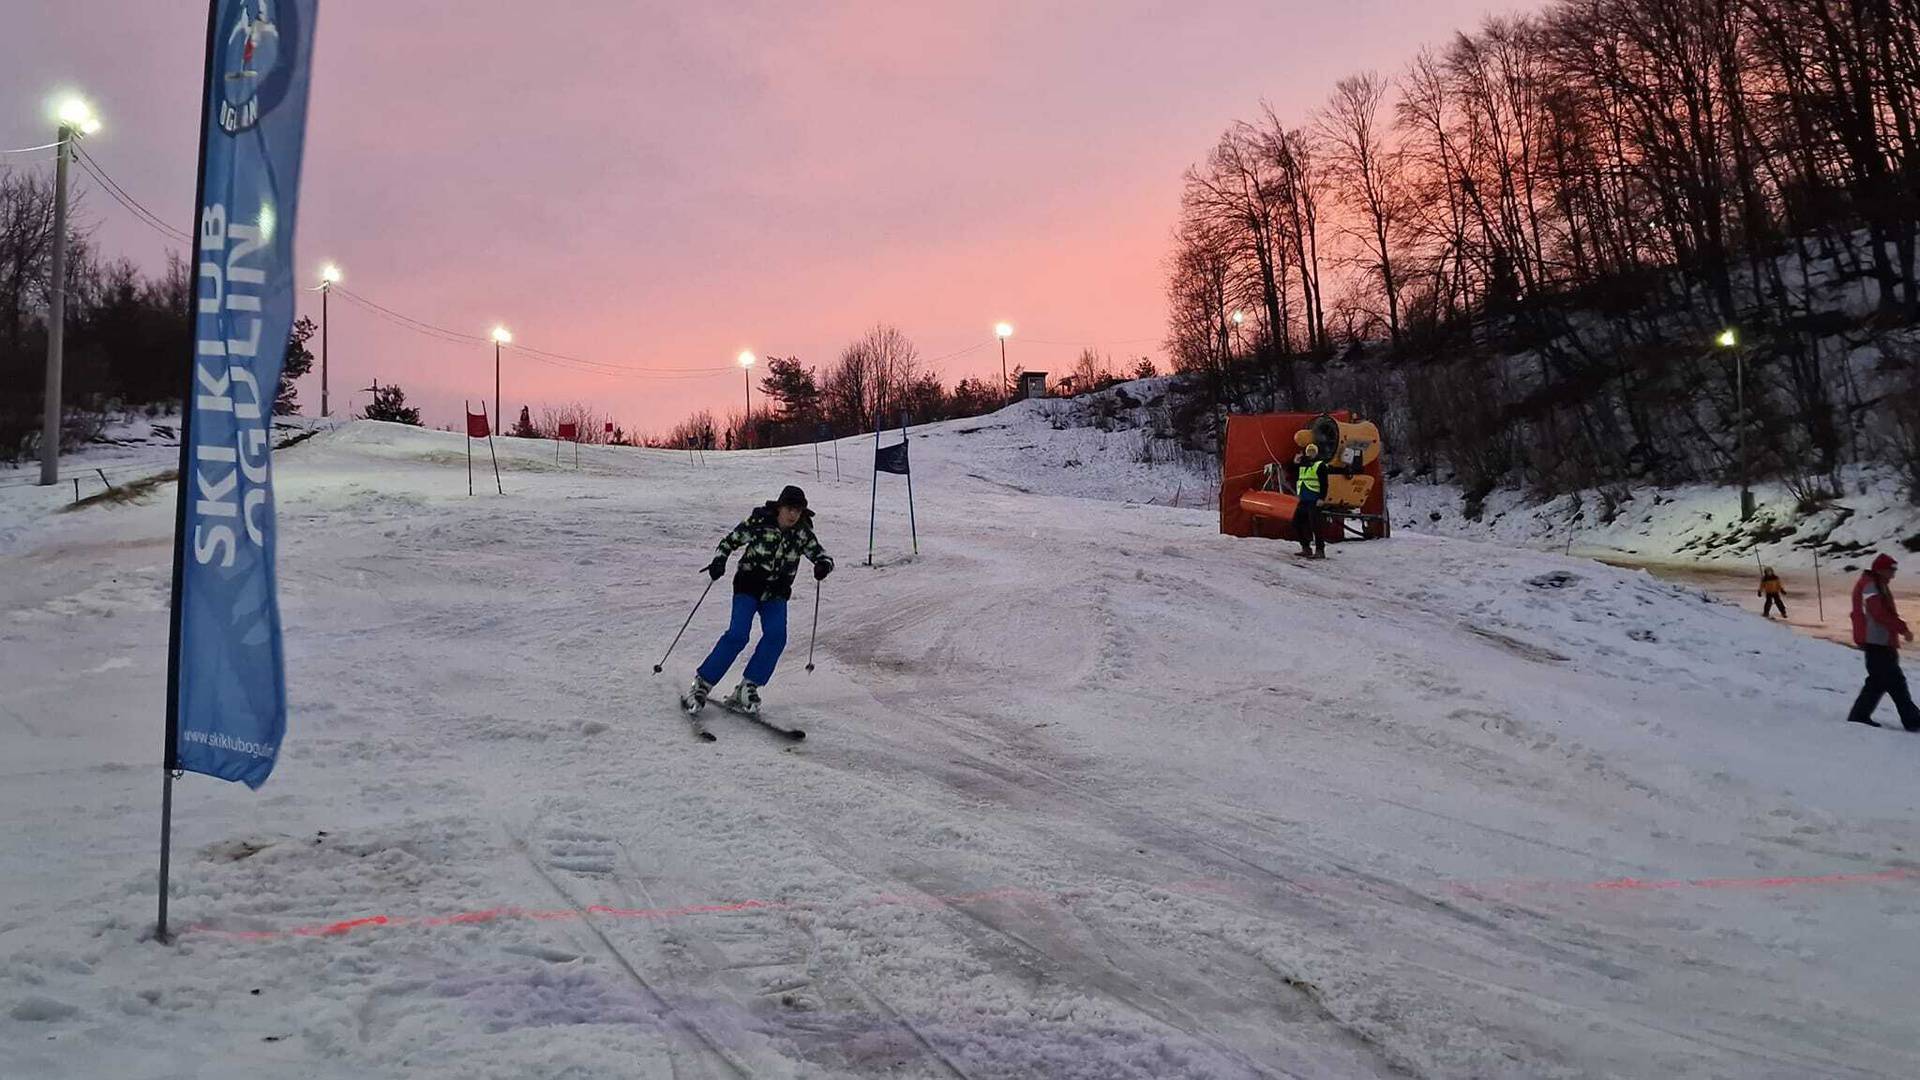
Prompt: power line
<box><xmin>332</xmin><ymin>286</ymin><xmax>732</xmax><ymax>382</ymax></box>
<box><xmin>508</xmin><ymin>340</ymin><xmax>735</xmax><ymax>376</ymax></box>
<box><xmin>0</xmin><ymin>139</ymin><xmax>65</xmax><ymax>155</ymax></box>
<box><xmin>922</xmin><ymin>340</ymin><xmax>990</xmax><ymax>365</ymax></box>
<box><xmin>332</xmin><ymin>285</ymin><xmax>488</xmax><ymax>344</ymax></box>
<box><xmin>1018</xmin><ymin>336</ymin><xmax>1160</xmax><ymax>348</ymax></box>
<box><xmin>71</xmin><ymin>147</ymin><xmax>192</xmax><ymax>244</ymax></box>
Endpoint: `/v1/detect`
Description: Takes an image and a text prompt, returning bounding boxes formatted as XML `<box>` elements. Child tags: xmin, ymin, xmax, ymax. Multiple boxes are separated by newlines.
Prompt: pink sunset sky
<box><xmin>4</xmin><ymin>2</ymin><xmax>1530</xmax><ymax>433</ymax></box>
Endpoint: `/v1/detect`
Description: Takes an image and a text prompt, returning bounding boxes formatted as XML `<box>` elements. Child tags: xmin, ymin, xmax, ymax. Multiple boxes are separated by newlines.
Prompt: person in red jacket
<box><xmin>1847</xmin><ymin>554</ymin><xmax>1918</xmax><ymax>730</ymax></box>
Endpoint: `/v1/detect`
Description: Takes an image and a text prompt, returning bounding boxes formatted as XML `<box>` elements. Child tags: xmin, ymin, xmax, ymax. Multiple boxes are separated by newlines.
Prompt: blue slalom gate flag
<box><xmin>874</xmin><ymin>439</ymin><xmax>910</xmax><ymax>475</ymax></box>
<box><xmin>167</xmin><ymin>0</ymin><xmax>319</xmax><ymax>789</ymax></box>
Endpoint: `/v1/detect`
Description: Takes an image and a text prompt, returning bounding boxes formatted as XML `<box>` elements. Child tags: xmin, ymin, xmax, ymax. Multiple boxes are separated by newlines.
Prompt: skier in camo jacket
<box><xmin>682</xmin><ymin>486</ymin><xmax>833</xmax><ymax>716</ymax></box>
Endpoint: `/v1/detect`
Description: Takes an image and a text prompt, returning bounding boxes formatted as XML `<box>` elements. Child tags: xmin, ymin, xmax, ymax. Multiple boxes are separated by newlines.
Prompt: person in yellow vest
<box><xmin>1290</xmin><ymin>443</ymin><xmax>1348</xmax><ymax>558</ymax></box>
<box><xmin>1758</xmin><ymin>567</ymin><xmax>1787</xmax><ymax>619</ymax></box>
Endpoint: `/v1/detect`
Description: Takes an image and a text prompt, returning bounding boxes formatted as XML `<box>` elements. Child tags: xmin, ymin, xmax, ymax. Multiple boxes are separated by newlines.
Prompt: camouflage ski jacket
<box><xmin>717</xmin><ymin>503</ymin><xmax>830</xmax><ymax>601</ymax></box>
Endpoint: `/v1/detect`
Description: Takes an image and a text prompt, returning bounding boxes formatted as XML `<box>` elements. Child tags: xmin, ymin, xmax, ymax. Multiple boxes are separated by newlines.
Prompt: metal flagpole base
<box><xmin>157</xmin><ymin>767</ymin><xmax>174</xmax><ymax>943</ymax></box>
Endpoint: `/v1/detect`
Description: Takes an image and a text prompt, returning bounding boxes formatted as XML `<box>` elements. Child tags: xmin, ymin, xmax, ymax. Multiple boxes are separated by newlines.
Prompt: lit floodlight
<box><xmin>55</xmin><ymin>96</ymin><xmax>99</xmax><ymax>134</ymax></box>
<box><xmin>491</xmin><ymin>325</ymin><xmax>513</xmax><ymax>345</ymax></box>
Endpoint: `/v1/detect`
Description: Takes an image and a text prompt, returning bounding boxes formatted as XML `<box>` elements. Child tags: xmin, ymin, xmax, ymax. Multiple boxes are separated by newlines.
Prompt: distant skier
<box><xmin>681</xmin><ymin>486</ymin><xmax>832</xmax><ymax>717</ymax></box>
<box><xmin>1758</xmin><ymin>567</ymin><xmax>1787</xmax><ymax>619</ymax></box>
<box><xmin>1846</xmin><ymin>554</ymin><xmax>1917</xmax><ymax>730</ymax></box>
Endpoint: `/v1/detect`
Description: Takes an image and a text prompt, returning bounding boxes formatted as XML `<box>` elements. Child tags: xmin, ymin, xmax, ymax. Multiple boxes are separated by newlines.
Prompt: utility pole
<box><xmin>1738</xmin><ymin>345</ymin><xmax>1751</xmax><ymax>520</ymax></box>
<box><xmin>738</xmin><ymin>351</ymin><xmax>756</xmax><ymax>449</ymax></box>
<box><xmin>317</xmin><ymin>264</ymin><xmax>341</xmax><ymax>417</ymax></box>
<box><xmin>1717</xmin><ymin>328</ymin><xmax>1753</xmax><ymax>521</ymax></box>
<box><xmin>491</xmin><ymin>326</ymin><xmax>512</xmax><ymax>435</ymax></box>
<box><xmin>39</xmin><ymin>101</ymin><xmax>99</xmax><ymax>485</ymax></box>
<box><xmin>996</xmin><ymin>322</ymin><xmax>1014</xmax><ymax>401</ymax></box>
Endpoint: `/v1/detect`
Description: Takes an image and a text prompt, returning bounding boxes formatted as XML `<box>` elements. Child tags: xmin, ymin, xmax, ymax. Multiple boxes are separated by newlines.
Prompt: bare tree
<box><xmin>1318</xmin><ymin>71</ymin><xmax>1409</xmax><ymax>346</ymax></box>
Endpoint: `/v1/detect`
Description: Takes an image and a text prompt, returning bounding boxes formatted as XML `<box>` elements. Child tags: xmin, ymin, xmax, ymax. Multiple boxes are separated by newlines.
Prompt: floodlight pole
<box><xmin>38</xmin><ymin>125</ymin><xmax>75</xmax><ymax>486</ymax></box>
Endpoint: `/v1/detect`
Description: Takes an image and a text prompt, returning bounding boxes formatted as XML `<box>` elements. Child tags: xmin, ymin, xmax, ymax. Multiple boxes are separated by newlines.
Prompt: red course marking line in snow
<box><xmin>187</xmin><ymin>868</ymin><xmax>1920</xmax><ymax>943</ymax></box>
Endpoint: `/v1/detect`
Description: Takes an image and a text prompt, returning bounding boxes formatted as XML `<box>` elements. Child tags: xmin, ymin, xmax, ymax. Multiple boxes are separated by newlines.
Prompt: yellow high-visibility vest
<box><xmin>1298</xmin><ymin>460</ymin><xmax>1324</xmax><ymax>495</ymax></box>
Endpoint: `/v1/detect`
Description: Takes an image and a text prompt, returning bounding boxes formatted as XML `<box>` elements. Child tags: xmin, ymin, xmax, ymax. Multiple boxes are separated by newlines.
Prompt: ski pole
<box><xmin>652</xmin><ymin>575</ymin><xmax>718</xmax><ymax>674</ymax></box>
<box><xmin>805</xmin><ymin>579</ymin><xmax>821</xmax><ymax>673</ymax></box>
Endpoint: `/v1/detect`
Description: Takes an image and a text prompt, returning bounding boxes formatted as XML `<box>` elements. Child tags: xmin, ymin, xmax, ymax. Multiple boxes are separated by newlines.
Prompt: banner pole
<box><xmin>867</xmin><ymin>417</ymin><xmax>880</xmax><ymax>566</ymax></box>
<box><xmin>901</xmin><ymin>411</ymin><xmax>918</xmax><ymax>555</ymax></box>
<box><xmin>466</xmin><ymin>400</ymin><xmax>473</xmax><ymax>496</ymax></box>
<box><xmin>158</xmin><ymin>0</ymin><xmax>225</xmax><ymax>946</ymax></box>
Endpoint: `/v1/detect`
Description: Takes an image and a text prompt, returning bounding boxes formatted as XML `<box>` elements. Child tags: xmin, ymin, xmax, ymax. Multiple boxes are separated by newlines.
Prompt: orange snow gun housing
<box><xmin>1220</xmin><ymin>411</ymin><xmax>1390</xmax><ymax>543</ymax></box>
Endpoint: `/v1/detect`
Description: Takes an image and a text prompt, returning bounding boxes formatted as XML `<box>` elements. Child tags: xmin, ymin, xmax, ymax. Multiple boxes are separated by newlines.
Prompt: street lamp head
<box><xmin>738</xmin><ymin>350</ymin><xmax>756</xmax><ymax>368</ymax></box>
<box><xmin>1715</xmin><ymin>328</ymin><xmax>1738</xmax><ymax>348</ymax></box>
<box><xmin>55</xmin><ymin>96</ymin><xmax>100</xmax><ymax>136</ymax></box>
<box><xmin>1231</xmin><ymin>309</ymin><xmax>1245</xmax><ymax>325</ymax></box>
<box><xmin>319</xmin><ymin>262</ymin><xmax>343</xmax><ymax>286</ymax></box>
<box><xmin>995</xmin><ymin>322</ymin><xmax>1014</xmax><ymax>339</ymax></box>
<box><xmin>491</xmin><ymin>325</ymin><xmax>512</xmax><ymax>345</ymax></box>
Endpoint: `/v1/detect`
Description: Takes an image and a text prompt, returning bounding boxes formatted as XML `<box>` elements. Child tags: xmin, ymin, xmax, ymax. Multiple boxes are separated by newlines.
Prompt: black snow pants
<box><xmin>1848</xmin><ymin>645</ymin><xmax>1920</xmax><ymax>731</ymax></box>
<box><xmin>1763</xmin><ymin>594</ymin><xmax>1786</xmax><ymax>618</ymax></box>
<box><xmin>1292</xmin><ymin>495</ymin><xmax>1322</xmax><ymax>554</ymax></box>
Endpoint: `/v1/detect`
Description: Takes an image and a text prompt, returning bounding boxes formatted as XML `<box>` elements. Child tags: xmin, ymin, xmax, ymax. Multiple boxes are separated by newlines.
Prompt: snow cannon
<box><xmin>1220</xmin><ymin>411</ymin><xmax>1389</xmax><ymax>544</ymax></box>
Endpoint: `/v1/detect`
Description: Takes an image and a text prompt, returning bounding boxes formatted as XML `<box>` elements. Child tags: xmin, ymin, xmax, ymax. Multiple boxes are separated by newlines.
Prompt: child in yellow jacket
<box><xmin>1759</xmin><ymin>568</ymin><xmax>1786</xmax><ymax>619</ymax></box>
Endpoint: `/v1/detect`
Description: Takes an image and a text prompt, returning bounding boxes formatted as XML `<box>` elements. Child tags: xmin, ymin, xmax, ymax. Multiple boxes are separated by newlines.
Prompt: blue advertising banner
<box><xmin>167</xmin><ymin>0</ymin><xmax>318</xmax><ymax>789</ymax></box>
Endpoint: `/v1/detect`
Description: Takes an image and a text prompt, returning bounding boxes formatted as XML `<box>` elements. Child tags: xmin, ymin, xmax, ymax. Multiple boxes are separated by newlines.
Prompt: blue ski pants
<box><xmin>698</xmin><ymin>593</ymin><xmax>789</xmax><ymax>687</ymax></box>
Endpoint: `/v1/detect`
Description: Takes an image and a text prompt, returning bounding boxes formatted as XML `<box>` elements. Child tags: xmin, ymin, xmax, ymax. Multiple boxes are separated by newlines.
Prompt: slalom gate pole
<box><xmin>867</xmin><ymin>419</ymin><xmax>880</xmax><ymax>566</ymax></box>
<box><xmin>485</xmin><ymin>404</ymin><xmax>504</xmax><ymax>495</ymax></box>
<box><xmin>805</xmin><ymin>579</ymin><xmax>820</xmax><ymax>672</ymax></box>
<box><xmin>466</xmin><ymin>401</ymin><xmax>473</xmax><ymax>496</ymax></box>
<box><xmin>1814</xmin><ymin>549</ymin><xmax>1824</xmax><ymax>621</ymax></box>
<box><xmin>901</xmin><ymin>411</ymin><xmax>918</xmax><ymax>555</ymax></box>
<box><xmin>652</xmin><ymin>576</ymin><xmax>718</xmax><ymax>674</ymax></box>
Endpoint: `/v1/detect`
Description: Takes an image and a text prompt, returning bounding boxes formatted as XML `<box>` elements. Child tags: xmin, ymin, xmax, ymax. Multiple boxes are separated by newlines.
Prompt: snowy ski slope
<box><xmin>3</xmin><ymin>411</ymin><xmax>1917</xmax><ymax>1078</ymax></box>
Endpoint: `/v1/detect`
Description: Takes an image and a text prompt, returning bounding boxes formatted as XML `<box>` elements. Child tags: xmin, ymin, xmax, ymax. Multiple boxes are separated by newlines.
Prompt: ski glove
<box><xmin>706</xmin><ymin>555</ymin><xmax>728</xmax><ymax>581</ymax></box>
<box><xmin>814</xmin><ymin>557</ymin><xmax>834</xmax><ymax>581</ymax></box>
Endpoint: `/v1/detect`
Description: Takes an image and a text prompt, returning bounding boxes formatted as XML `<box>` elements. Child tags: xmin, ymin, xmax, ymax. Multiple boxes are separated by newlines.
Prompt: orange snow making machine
<box><xmin>1220</xmin><ymin>411</ymin><xmax>1390</xmax><ymax>544</ymax></box>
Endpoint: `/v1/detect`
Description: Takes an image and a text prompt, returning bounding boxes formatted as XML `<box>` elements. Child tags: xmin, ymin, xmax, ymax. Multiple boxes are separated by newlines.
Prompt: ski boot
<box><xmin>680</xmin><ymin>676</ymin><xmax>713</xmax><ymax>715</ymax></box>
<box><xmin>721</xmin><ymin>681</ymin><xmax>762</xmax><ymax>716</ymax></box>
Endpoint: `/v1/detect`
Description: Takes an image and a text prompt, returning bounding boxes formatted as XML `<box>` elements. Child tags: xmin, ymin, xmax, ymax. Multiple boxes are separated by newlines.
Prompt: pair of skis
<box><xmin>686</xmin><ymin>697</ymin><xmax>806</xmax><ymax>743</ymax></box>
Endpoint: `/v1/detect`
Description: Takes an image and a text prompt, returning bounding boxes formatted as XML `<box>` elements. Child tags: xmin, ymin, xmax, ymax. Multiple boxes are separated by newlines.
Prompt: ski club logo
<box><xmin>218</xmin><ymin>0</ymin><xmax>293</xmax><ymax>135</ymax></box>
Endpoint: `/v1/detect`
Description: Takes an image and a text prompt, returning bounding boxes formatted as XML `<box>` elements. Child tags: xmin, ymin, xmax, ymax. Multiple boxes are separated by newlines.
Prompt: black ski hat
<box><xmin>776</xmin><ymin>485</ymin><xmax>808</xmax><ymax>510</ymax></box>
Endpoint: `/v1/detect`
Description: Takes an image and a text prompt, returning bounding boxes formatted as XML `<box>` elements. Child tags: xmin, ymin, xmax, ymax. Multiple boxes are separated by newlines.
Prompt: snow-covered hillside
<box><xmin>4</xmin><ymin>412</ymin><xmax>1918</xmax><ymax>1078</ymax></box>
<box><xmin>1392</xmin><ymin>469</ymin><xmax>1920</xmax><ymax>571</ymax></box>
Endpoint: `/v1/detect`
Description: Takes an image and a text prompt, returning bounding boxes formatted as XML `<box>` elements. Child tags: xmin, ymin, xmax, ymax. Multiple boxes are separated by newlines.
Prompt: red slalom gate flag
<box><xmin>556</xmin><ymin>422</ymin><xmax>578</xmax><ymax>441</ymax></box>
<box><xmin>604</xmin><ymin>422</ymin><xmax>614</xmax><ymax>435</ymax></box>
<box><xmin>467</xmin><ymin>411</ymin><xmax>491</xmax><ymax>439</ymax></box>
